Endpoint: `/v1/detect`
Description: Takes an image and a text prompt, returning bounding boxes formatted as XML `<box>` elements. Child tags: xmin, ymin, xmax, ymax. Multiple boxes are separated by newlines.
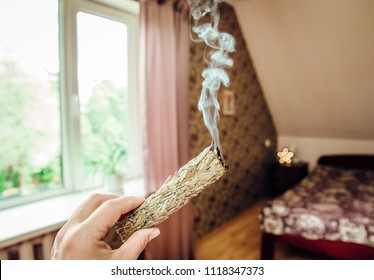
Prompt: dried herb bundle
<box><xmin>104</xmin><ymin>146</ymin><xmax>227</xmax><ymax>246</ymax></box>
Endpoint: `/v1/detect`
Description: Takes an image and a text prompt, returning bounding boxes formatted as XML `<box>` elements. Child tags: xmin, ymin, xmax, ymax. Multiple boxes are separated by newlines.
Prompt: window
<box><xmin>0</xmin><ymin>0</ymin><xmax>141</xmax><ymax>209</ymax></box>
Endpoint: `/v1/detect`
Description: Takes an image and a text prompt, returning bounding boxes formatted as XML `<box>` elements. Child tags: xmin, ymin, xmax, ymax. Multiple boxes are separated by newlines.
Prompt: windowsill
<box><xmin>0</xmin><ymin>178</ymin><xmax>145</xmax><ymax>249</ymax></box>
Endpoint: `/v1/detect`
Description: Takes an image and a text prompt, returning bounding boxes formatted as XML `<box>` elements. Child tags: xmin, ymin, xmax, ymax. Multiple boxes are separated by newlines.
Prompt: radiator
<box><xmin>0</xmin><ymin>231</ymin><xmax>58</xmax><ymax>260</ymax></box>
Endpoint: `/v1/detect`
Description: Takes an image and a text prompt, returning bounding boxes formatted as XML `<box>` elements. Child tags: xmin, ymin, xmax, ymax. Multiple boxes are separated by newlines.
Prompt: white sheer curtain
<box><xmin>139</xmin><ymin>0</ymin><xmax>192</xmax><ymax>259</ymax></box>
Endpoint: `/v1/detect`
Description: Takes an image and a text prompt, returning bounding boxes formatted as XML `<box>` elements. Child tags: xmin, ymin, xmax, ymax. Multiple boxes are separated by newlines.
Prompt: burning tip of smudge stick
<box><xmin>211</xmin><ymin>145</ymin><xmax>229</xmax><ymax>171</ymax></box>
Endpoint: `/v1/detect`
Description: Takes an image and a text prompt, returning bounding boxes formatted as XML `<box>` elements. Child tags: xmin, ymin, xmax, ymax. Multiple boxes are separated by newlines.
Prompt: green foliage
<box><xmin>33</xmin><ymin>166</ymin><xmax>53</xmax><ymax>184</ymax></box>
<box><xmin>81</xmin><ymin>80</ymin><xmax>128</xmax><ymax>177</ymax></box>
<box><xmin>0</xmin><ymin>58</ymin><xmax>128</xmax><ymax>199</ymax></box>
<box><xmin>0</xmin><ymin>59</ymin><xmax>62</xmax><ymax>198</ymax></box>
<box><xmin>0</xmin><ymin>168</ymin><xmax>20</xmax><ymax>192</ymax></box>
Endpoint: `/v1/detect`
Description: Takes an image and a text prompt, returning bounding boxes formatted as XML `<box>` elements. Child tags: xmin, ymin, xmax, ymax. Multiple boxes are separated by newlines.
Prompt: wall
<box><xmin>230</xmin><ymin>0</ymin><xmax>374</xmax><ymax>142</ymax></box>
<box><xmin>189</xmin><ymin>3</ymin><xmax>277</xmax><ymax>239</ymax></box>
<box><xmin>278</xmin><ymin>135</ymin><xmax>374</xmax><ymax>170</ymax></box>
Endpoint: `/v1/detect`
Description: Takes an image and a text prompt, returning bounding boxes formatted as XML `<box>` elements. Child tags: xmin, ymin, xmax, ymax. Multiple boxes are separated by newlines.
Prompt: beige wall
<box><xmin>229</xmin><ymin>0</ymin><xmax>374</xmax><ymax>143</ymax></box>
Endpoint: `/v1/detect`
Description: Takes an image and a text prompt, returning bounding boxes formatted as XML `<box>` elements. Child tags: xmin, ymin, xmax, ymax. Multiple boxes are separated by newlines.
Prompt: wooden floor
<box><xmin>194</xmin><ymin>200</ymin><xmax>328</xmax><ymax>260</ymax></box>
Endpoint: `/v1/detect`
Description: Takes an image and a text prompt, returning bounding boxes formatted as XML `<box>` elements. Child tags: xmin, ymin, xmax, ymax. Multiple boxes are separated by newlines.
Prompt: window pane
<box><xmin>0</xmin><ymin>0</ymin><xmax>62</xmax><ymax>201</ymax></box>
<box><xmin>77</xmin><ymin>12</ymin><xmax>129</xmax><ymax>191</ymax></box>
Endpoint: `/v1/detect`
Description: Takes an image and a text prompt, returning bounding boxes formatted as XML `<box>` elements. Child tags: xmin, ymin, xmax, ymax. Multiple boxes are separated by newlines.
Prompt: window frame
<box><xmin>0</xmin><ymin>0</ymin><xmax>141</xmax><ymax>209</ymax></box>
<box><xmin>61</xmin><ymin>0</ymin><xmax>141</xmax><ymax>191</ymax></box>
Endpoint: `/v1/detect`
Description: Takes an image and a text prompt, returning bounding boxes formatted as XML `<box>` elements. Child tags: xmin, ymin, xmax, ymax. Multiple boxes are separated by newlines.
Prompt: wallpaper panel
<box><xmin>189</xmin><ymin>3</ymin><xmax>277</xmax><ymax>239</ymax></box>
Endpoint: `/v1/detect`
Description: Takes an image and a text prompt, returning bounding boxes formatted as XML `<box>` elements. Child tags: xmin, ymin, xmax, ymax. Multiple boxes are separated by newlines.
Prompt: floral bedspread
<box><xmin>259</xmin><ymin>166</ymin><xmax>374</xmax><ymax>247</ymax></box>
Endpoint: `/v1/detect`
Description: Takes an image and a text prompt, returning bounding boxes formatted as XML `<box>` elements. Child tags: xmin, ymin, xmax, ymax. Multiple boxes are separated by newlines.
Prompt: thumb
<box><xmin>112</xmin><ymin>228</ymin><xmax>160</xmax><ymax>260</ymax></box>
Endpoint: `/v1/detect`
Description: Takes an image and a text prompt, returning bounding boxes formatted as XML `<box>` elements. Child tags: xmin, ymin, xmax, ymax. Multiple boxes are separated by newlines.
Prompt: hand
<box><xmin>51</xmin><ymin>194</ymin><xmax>160</xmax><ymax>260</ymax></box>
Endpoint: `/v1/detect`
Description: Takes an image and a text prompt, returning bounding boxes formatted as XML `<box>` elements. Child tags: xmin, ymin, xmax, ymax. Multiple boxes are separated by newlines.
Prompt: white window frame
<box><xmin>0</xmin><ymin>0</ymin><xmax>141</xmax><ymax>209</ymax></box>
<box><xmin>61</xmin><ymin>0</ymin><xmax>141</xmax><ymax>191</ymax></box>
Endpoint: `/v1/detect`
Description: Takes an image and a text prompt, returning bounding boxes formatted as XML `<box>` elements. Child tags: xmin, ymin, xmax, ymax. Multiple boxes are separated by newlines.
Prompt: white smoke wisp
<box><xmin>187</xmin><ymin>0</ymin><xmax>235</xmax><ymax>155</ymax></box>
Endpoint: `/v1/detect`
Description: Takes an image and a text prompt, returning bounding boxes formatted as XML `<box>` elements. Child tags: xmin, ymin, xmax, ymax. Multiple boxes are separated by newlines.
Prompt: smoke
<box><xmin>187</xmin><ymin>0</ymin><xmax>235</xmax><ymax>154</ymax></box>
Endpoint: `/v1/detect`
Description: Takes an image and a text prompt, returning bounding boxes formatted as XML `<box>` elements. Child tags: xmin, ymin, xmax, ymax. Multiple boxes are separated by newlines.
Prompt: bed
<box><xmin>259</xmin><ymin>155</ymin><xmax>374</xmax><ymax>260</ymax></box>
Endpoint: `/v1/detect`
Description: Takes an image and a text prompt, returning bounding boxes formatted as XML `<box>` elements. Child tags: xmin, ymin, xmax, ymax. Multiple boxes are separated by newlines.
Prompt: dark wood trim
<box><xmin>260</xmin><ymin>232</ymin><xmax>275</xmax><ymax>260</ymax></box>
<box><xmin>318</xmin><ymin>155</ymin><xmax>374</xmax><ymax>170</ymax></box>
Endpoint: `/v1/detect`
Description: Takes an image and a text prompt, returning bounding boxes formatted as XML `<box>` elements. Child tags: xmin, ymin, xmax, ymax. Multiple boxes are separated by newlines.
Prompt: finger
<box><xmin>112</xmin><ymin>228</ymin><xmax>160</xmax><ymax>260</ymax></box>
<box><xmin>84</xmin><ymin>196</ymin><xmax>145</xmax><ymax>238</ymax></box>
<box><xmin>69</xmin><ymin>193</ymin><xmax>119</xmax><ymax>224</ymax></box>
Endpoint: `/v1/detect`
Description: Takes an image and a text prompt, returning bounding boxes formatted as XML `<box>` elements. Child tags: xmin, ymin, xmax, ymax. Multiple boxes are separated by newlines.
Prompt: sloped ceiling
<box><xmin>227</xmin><ymin>0</ymin><xmax>374</xmax><ymax>140</ymax></box>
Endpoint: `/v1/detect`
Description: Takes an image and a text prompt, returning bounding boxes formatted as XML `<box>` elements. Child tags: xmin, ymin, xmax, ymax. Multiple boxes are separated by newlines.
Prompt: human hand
<box><xmin>51</xmin><ymin>194</ymin><xmax>160</xmax><ymax>260</ymax></box>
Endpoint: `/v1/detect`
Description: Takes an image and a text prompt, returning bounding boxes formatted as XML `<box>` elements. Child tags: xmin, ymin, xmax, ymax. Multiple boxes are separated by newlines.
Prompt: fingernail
<box><xmin>150</xmin><ymin>228</ymin><xmax>160</xmax><ymax>240</ymax></box>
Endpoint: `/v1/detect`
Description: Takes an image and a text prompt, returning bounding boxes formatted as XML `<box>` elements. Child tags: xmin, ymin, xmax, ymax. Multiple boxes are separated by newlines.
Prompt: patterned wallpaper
<box><xmin>189</xmin><ymin>3</ymin><xmax>277</xmax><ymax>239</ymax></box>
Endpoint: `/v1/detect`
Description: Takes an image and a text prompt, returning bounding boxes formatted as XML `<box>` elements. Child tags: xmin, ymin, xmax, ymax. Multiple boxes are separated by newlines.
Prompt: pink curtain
<box><xmin>139</xmin><ymin>0</ymin><xmax>192</xmax><ymax>259</ymax></box>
